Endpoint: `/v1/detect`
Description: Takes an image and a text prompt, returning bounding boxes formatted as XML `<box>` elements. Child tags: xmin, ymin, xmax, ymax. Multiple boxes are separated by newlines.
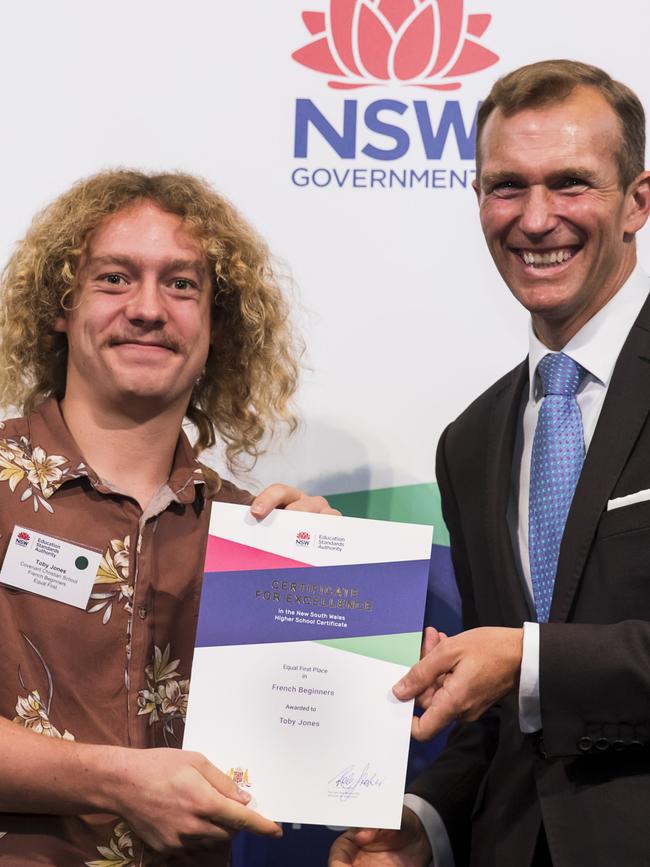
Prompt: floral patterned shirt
<box><xmin>0</xmin><ymin>398</ymin><xmax>251</xmax><ymax>866</ymax></box>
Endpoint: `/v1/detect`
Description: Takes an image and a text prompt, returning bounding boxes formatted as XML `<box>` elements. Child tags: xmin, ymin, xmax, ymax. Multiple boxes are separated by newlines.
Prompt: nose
<box><xmin>124</xmin><ymin>276</ymin><xmax>167</xmax><ymax>329</ymax></box>
<box><xmin>518</xmin><ymin>185</ymin><xmax>559</xmax><ymax>239</ymax></box>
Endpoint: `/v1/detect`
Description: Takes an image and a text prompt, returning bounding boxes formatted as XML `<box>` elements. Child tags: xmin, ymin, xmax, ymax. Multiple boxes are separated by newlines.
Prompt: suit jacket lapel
<box><xmin>551</xmin><ymin>294</ymin><xmax>650</xmax><ymax>621</ymax></box>
<box><xmin>485</xmin><ymin>360</ymin><xmax>533</xmax><ymax>625</ymax></box>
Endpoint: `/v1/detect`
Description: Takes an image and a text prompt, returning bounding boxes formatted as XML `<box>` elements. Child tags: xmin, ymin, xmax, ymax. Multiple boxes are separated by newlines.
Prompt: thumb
<box><xmin>351</xmin><ymin>828</ymin><xmax>381</xmax><ymax>847</ymax></box>
<box><xmin>393</xmin><ymin>642</ymin><xmax>454</xmax><ymax>700</ymax></box>
<box><xmin>199</xmin><ymin>758</ymin><xmax>252</xmax><ymax>804</ymax></box>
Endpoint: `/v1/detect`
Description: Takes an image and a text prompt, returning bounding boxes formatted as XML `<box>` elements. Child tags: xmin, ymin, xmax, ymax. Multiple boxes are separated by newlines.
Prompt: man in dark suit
<box><xmin>329</xmin><ymin>60</ymin><xmax>650</xmax><ymax>867</ymax></box>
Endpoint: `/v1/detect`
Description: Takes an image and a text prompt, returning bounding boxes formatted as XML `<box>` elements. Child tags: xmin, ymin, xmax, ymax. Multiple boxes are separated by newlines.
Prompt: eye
<box><xmin>98</xmin><ymin>273</ymin><xmax>128</xmax><ymax>287</ymax></box>
<box><xmin>557</xmin><ymin>177</ymin><xmax>589</xmax><ymax>191</ymax></box>
<box><xmin>169</xmin><ymin>278</ymin><xmax>201</xmax><ymax>297</ymax></box>
<box><xmin>489</xmin><ymin>180</ymin><xmax>523</xmax><ymax>198</ymax></box>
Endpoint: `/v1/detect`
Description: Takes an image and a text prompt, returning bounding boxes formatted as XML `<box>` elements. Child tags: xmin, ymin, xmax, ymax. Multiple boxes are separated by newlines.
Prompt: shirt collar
<box><xmin>167</xmin><ymin>429</ymin><xmax>207</xmax><ymax>505</ymax></box>
<box><xmin>25</xmin><ymin>397</ymin><xmax>205</xmax><ymax>504</ymax></box>
<box><xmin>527</xmin><ymin>264</ymin><xmax>650</xmax><ymax>401</ymax></box>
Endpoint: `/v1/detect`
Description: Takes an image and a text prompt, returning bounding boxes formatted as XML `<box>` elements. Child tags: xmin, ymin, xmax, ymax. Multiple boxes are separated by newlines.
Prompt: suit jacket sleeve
<box><xmin>539</xmin><ymin>619</ymin><xmax>650</xmax><ymax>755</ymax></box>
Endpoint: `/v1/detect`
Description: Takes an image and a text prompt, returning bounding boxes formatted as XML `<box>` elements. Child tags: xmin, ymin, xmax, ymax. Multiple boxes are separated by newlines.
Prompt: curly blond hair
<box><xmin>0</xmin><ymin>170</ymin><xmax>300</xmax><ymax>468</ymax></box>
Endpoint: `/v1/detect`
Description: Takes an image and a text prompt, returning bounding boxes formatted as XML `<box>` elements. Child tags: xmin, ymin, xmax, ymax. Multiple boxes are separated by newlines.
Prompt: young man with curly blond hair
<box><xmin>0</xmin><ymin>170</ymin><xmax>335</xmax><ymax>866</ymax></box>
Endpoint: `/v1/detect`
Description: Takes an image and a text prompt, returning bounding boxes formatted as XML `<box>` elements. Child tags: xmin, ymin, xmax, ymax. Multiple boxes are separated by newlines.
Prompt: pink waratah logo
<box><xmin>16</xmin><ymin>531</ymin><xmax>30</xmax><ymax>547</ymax></box>
<box><xmin>292</xmin><ymin>0</ymin><xmax>499</xmax><ymax>91</ymax></box>
<box><xmin>296</xmin><ymin>531</ymin><xmax>311</xmax><ymax>546</ymax></box>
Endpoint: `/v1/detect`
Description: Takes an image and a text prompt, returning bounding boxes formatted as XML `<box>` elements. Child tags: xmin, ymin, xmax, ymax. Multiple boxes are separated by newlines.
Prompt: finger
<box><xmin>415</xmin><ymin>670</ymin><xmax>446</xmax><ymax>710</ymax></box>
<box><xmin>328</xmin><ymin>835</ymin><xmax>356</xmax><ymax>866</ymax></box>
<box><xmin>178</xmin><ymin>820</ymin><xmax>235</xmax><ymax>845</ymax></box>
<box><xmin>197</xmin><ymin>758</ymin><xmax>251</xmax><ymax>805</ymax></box>
<box><xmin>393</xmin><ymin>647</ymin><xmax>452</xmax><ymax>701</ymax></box>
<box><xmin>411</xmin><ymin>694</ymin><xmax>459</xmax><ymax>741</ymax></box>
<box><xmin>421</xmin><ymin>626</ymin><xmax>439</xmax><ymax>658</ymax></box>
<box><xmin>285</xmin><ymin>495</ymin><xmax>339</xmax><ymax>514</ymax></box>
<box><xmin>350</xmin><ymin>827</ymin><xmax>379</xmax><ymax>847</ymax></box>
<box><xmin>206</xmin><ymin>797</ymin><xmax>282</xmax><ymax>838</ymax></box>
<box><xmin>352</xmin><ymin>827</ymin><xmax>405</xmax><ymax>852</ymax></box>
<box><xmin>415</xmin><ymin>686</ymin><xmax>436</xmax><ymax>709</ymax></box>
<box><xmin>250</xmin><ymin>484</ymin><xmax>305</xmax><ymax>518</ymax></box>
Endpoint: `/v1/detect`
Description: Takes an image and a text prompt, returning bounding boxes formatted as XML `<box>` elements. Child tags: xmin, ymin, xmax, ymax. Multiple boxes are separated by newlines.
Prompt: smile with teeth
<box><xmin>519</xmin><ymin>248</ymin><xmax>577</xmax><ymax>267</ymax></box>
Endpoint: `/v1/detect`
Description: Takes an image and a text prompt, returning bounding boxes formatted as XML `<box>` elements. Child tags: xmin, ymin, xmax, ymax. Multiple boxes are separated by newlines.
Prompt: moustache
<box><xmin>107</xmin><ymin>334</ymin><xmax>181</xmax><ymax>352</ymax></box>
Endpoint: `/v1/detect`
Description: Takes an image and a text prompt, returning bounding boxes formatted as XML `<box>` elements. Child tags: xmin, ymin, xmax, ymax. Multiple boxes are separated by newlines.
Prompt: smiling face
<box><xmin>55</xmin><ymin>201</ymin><xmax>213</xmax><ymax>418</ymax></box>
<box><xmin>476</xmin><ymin>86</ymin><xmax>650</xmax><ymax>348</ymax></box>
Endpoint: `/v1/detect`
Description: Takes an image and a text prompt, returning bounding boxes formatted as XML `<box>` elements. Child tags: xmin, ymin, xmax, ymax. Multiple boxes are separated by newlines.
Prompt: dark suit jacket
<box><xmin>408</xmin><ymin>291</ymin><xmax>650</xmax><ymax>867</ymax></box>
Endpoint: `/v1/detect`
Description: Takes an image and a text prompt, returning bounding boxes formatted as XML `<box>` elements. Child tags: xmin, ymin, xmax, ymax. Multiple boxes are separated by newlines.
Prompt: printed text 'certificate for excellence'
<box><xmin>184</xmin><ymin>503</ymin><xmax>433</xmax><ymax>829</ymax></box>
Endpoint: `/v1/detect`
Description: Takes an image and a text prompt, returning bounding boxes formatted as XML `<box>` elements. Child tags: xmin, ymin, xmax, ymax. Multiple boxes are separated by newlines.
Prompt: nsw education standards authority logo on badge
<box><xmin>228</xmin><ymin>767</ymin><xmax>252</xmax><ymax>787</ymax></box>
<box><xmin>15</xmin><ymin>531</ymin><xmax>31</xmax><ymax>548</ymax></box>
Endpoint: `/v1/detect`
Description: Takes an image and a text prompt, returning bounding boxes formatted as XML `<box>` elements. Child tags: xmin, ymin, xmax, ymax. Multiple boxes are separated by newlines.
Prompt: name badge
<box><xmin>0</xmin><ymin>525</ymin><xmax>102</xmax><ymax>609</ymax></box>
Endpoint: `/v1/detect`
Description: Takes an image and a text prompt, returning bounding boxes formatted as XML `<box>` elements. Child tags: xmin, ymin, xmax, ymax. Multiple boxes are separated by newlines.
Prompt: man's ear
<box><xmin>624</xmin><ymin>170</ymin><xmax>650</xmax><ymax>236</ymax></box>
<box><xmin>472</xmin><ymin>177</ymin><xmax>481</xmax><ymax>204</ymax></box>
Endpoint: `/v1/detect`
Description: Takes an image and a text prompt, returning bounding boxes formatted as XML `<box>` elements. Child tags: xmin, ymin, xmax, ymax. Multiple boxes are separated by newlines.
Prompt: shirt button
<box><xmin>138</xmin><ymin>606</ymin><xmax>147</xmax><ymax>620</ymax></box>
<box><xmin>577</xmin><ymin>736</ymin><xmax>593</xmax><ymax>752</ymax></box>
<box><xmin>594</xmin><ymin>738</ymin><xmax>610</xmax><ymax>752</ymax></box>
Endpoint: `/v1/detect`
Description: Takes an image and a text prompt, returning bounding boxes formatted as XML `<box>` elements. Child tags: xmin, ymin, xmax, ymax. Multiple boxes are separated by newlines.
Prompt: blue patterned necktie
<box><xmin>528</xmin><ymin>352</ymin><xmax>588</xmax><ymax>623</ymax></box>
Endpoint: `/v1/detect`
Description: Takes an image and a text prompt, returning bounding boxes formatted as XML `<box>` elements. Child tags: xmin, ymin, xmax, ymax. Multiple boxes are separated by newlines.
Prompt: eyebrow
<box><xmin>545</xmin><ymin>167</ymin><xmax>599</xmax><ymax>185</ymax></box>
<box><xmin>479</xmin><ymin>171</ymin><xmax>524</xmax><ymax>190</ymax></box>
<box><xmin>85</xmin><ymin>255</ymin><xmax>136</xmax><ymax>269</ymax></box>
<box><xmin>164</xmin><ymin>258</ymin><xmax>209</xmax><ymax>281</ymax></box>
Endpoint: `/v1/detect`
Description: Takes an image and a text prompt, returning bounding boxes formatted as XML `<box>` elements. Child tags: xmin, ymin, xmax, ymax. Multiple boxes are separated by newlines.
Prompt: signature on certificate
<box><xmin>328</xmin><ymin>763</ymin><xmax>385</xmax><ymax>801</ymax></box>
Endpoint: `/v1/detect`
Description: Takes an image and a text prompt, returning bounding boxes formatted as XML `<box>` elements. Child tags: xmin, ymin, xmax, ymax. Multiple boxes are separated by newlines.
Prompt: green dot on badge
<box><xmin>75</xmin><ymin>556</ymin><xmax>89</xmax><ymax>570</ymax></box>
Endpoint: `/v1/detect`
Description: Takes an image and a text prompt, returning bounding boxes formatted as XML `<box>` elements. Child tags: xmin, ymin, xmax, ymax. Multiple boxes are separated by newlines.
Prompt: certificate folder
<box><xmin>184</xmin><ymin>503</ymin><xmax>432</xmax><ymax>829</ymax></box>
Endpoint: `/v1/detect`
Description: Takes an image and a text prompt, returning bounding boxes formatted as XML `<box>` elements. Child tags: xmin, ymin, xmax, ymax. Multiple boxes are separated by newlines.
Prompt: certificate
<box><xmin>183</xmin><ymin>503</ymin><xmax>432</xmax><ymax>829</ymax></box>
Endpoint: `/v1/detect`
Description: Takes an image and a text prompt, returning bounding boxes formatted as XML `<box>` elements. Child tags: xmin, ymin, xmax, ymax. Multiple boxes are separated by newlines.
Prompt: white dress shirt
<box><xmin>410</xmin><ymin>264</ymin><xmax>650</xmax><ymax>864</ymax></box>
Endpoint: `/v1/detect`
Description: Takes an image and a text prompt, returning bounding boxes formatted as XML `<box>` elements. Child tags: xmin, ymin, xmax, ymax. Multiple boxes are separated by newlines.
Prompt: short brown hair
<box><xmin>0</xmin><ymin>170</ymin><xmax>300</xmax><ymax>470</ymax></box>
<box><xmin>476</xmin><ymin>59</ymin><xmax>646</xmax><ymax>189</ymax></box>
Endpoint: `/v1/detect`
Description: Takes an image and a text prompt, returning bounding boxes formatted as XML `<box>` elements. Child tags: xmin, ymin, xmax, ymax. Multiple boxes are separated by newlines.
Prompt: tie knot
<box><xmin>537</xmin><ymin>352</ymin><xmax>587</xmax><ymax>397</ymax></box>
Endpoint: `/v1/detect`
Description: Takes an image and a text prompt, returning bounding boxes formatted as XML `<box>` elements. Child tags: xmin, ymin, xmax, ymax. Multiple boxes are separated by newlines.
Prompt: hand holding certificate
<box><xmin>184</xmin><ymin>503</ymin><xmax>432</xmax><ymax>829</ymax></box>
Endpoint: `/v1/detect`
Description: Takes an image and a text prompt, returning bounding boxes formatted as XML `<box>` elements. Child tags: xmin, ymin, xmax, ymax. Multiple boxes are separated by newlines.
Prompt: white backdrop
<box><xmin>1</xmin><ymin>0</ymin><xmax>648</xmax><ymax>502</ymax></box>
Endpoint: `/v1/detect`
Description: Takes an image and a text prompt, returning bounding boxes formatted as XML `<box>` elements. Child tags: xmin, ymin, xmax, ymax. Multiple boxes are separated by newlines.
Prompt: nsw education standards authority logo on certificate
<box><xmin>295</xmin><ymin>530</ymin><xmax>311</xmax><ymax>547</ymax></box>
<box><xmin>295</xmin><ymin>528</ymin><xmax>347</xmax><ymax>553</ymax></box>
